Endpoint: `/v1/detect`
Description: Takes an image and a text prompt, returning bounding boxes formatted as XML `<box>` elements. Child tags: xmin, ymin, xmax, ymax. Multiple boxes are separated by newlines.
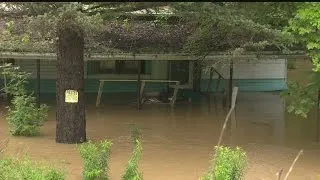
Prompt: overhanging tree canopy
<box><xmin>0</xmin><ymin>2</ymin><xmax>298</xmax><ymax>56</ymax></box>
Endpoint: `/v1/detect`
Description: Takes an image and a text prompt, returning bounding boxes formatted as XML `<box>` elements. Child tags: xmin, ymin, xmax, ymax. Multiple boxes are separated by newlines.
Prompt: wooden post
<box><xmin>96</xmin><ymin>80</ymin><xmax>104</xmax><ymax>107</ymax></box>
<box><xmin>171</xmin><ymin>81</ymin><xmax>180</xmax><ymax>107</ymax></box>
<box><xmin>207</xmin><ymin>67</ymin><xmax>214</xmax><ymax>93</ymax></box>
<box><xmin>36</xmin><ymin>59</ymin><xmax>40</xmax><ymax>108</ymax></box>
<box><xmin>317</xmin><ymin>89</ymin><xmax>320</xmax><ymax>142</ymax></box>
<box><xmin>140</xmin><ymin>81</ymin><xmax>145</xmax><ymax>97</ymax></box>
<box><xmin>137</xmin><ymin>57</ymin><xmax>141</xmax><ymax>110</ymax></box>
<box><xmin>211</xmin><ymin>86</ymin><xmax>238</xmax><ymax>171</ymax></box>
<box><xmin>216</xmin><ymin>75</ymin><xmax>221</xmax><ymax>93</ymax></box>
<box><xmin>229</xmin><ymin>59</ymin><xmax>233</xmax><ymax>108</ymax></box>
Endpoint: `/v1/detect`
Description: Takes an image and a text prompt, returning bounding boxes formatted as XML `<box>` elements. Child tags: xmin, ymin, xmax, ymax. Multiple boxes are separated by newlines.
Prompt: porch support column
<box><xmin>137</xmin><ymin>56</ymin><xmax>141</xmax><ymax>110</ymax></box>
<box><xmin>229</xmin><ymin>59</ymin><xmax>233</xmax><ymax>109</ymax></box>
<box><xmin>36</xmin><ymin>59</ymin><xmax>40</xmax><ymax>108</ymax></box>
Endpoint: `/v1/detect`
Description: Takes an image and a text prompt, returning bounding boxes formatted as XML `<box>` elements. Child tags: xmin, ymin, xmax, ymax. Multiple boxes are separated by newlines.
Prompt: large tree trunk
<box><xmin>56</xmin><ymin>14</ymin><xmax>86</xmax><ymax>144</ymax></box>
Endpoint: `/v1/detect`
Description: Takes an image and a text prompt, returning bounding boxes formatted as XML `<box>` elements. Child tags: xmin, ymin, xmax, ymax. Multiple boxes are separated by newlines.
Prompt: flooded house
<box><xmin>0</xmin><ymin>52</ymin><xmax>288</xmax><ymax>96</ymax></box>
<box><xmin>0</xmin><ymin>15</ymin><xmax>289</xmax><ymax>99</ymax></box>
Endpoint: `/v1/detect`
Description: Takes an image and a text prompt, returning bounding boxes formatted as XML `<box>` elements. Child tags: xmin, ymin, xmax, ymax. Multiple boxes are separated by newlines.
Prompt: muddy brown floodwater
<box><xmin>1</xmin><ymin>92</ymin><xmax>320</xmax><ymax>180</ymax></box>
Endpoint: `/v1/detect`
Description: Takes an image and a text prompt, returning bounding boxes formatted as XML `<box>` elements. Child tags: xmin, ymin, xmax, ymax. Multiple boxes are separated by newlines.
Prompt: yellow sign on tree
<box><xmin>65</xmin><ymin>90</ymin><xmax>78</xmax><ymax>103</ymax></box>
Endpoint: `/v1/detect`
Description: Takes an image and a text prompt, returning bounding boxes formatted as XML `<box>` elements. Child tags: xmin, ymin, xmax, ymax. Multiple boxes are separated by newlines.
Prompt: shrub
<box><xmin>201</xmin><ymin>146</ymin><xmax>247</xmax><ymax>180</ymax></box>
<box><xmin>121</xmin><ymin>139</ymin><xmax>143</xmax><ymax>180</ymax></box>
<box><xmin>0</xmin><ymin>63</ymin><xmax>49</xmax><ymax>136</ymax></box>
<box><xmin>78</xmin><ymin>140</ymin><xmax>113</xmax><ymax>180</ymax></box>
<box><xmin>122</xmin><ymin>125</ymin><xmax>143</xmax><ymax>180</ymax></box>
<box><xmin>0</xmin><ymin>156</ymin><xmax>65</xmax><ymax>180</ymax></box>
<box><xmin>7</xmin><ymin>95</ymin><xmax>48</xmax><ymax>136</ymax></box>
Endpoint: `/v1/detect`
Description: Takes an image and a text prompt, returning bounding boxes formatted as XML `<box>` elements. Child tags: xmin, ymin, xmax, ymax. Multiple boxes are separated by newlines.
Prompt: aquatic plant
<box><xmin>0</xmin><ymin>63</ymin><xmax>49</xmax><ymax>136</ymax></box>
<box><xmin>201</xmin><ymin>146</ymin><xmax>247</xmax><ymax>180</ymax></box>
<box><xmin>0</xmin><ymin>155</ymin><xmax>65</xmax><ymax>180</ymax></box>
<box><xmin>78</xmin><ymin>140</ymin><xmax>113</xmax><ymax>180</ymax></box>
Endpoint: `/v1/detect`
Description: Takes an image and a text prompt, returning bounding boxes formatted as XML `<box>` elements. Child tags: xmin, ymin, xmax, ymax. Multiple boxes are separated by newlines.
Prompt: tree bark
<box><xmin>56</xmin><ymin>14</ymin><xmax>86</xmax><ymax>144</ymax></box>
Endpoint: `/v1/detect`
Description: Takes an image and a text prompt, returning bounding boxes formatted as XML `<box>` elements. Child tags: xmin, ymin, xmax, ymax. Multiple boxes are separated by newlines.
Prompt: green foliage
<box><xmin>281</xmin><ymin>80</ymin><xmax>318</xmax><ymax>118</ymax></box>
<box><xmin>122</xmin><ymin>125</ymin><xmax>143</xmax><ymax>180</ymax></box>
<box><xmin>201</xmin><ymin>146</ymin><xmax>247</xmax><ymax>180</ymax></box>
<box><xmin>236</xmin><ymin>2</ymin><xmax>299</xmax><ymax>29</ymax></box>
<box><xmin>0</xmin><ymin>156</ymin><xmax>65</xmax><ymax>180</ymax></box>
<box><xmin>0</xmin><ymin>63</ymin><xmax>49</xmax><ymax>136</ymax></box>
<box><xmin>1</xmin><ymin>63</ymin><xmax>30</xmax><ymax>96</ymax></box>
<box><xmin>0</xmin><ymin>3</ymin><xmax>105</xmax><ymax>53</ymax></box>
<box><xmin>173</xmin><ymin>2</ymin><xmax>293</xmax><ymax>56</ymax></box>
<box><xmin>78</xmin><ymin>140</ymin><xmax>113</xmax><ymax>180</ymax></box>
<box><xmin>7</xmin><ymin>95</ymin><xmax>49</xmax><ymax>136</ymax></box>
<box><xmin>287</xmin><ymin>3</ymin><xmax>320</xmax><ymax>72</ymax></box>
<box><xmin>281</xmin><ymin>3</ymin><xmax>320</xmax><ymax>117</ymax></box>
<box><xmin>0</xmin><ymin>2</ymin><xmax>296</xmax><ymax>55</ymax></box>
<box><xmin>122</xmin><ymin>140</ymin><xmax>143</xmax><ymax>180</ymax></box>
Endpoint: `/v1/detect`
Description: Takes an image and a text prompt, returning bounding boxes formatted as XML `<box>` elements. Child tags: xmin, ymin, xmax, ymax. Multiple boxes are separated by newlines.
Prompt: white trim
<box><xmin>0</xmin><ymin>52</ymin><xmax>307</xmax><ymax>61</ymax></box>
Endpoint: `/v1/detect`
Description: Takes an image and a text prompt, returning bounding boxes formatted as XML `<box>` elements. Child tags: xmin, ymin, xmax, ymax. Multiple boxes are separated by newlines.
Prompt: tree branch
<box><xmin>283</xmin><ymin>149</ymin><xmax>303</xmax><ymax>180</ymax></box>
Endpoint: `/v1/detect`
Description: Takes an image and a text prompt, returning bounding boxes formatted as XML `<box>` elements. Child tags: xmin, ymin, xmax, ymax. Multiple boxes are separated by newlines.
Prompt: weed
<box><xmin>122</xmin><ymin>139</ymin><xmax>143</xmax><ymax>180</ymax></box>
<box><xmin>78</xmin><ymin>140</ymin><xmax>113</xmax><ymax>180</ymax></box>
<box><xmin>0</xmin><ymin>156</ymin><xmax>65</xmax><ymax>180</ymax></box>
<box><xmin>201</xmin><ymin>146</ymin><xmax>247</xmax><ymax>180</ymax></box>
<box><xmin>7</xmin><ymin>95</ymin><xmax>48</xmax><ymax>136</ymax></box>
<box><xmin>0</xmin><ymin>63</ymin><xmax>49</xmax><ymax>136</ymax></box>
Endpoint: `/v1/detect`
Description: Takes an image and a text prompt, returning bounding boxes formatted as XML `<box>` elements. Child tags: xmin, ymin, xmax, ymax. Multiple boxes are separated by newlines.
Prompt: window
<box><xmin>87</xmin><ymin>60</ymin><xmax>150</xmax><ymax>75</ymax></box>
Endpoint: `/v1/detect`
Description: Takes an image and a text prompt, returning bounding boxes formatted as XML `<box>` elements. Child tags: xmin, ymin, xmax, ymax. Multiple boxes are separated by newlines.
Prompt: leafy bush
<box><xmin>280</xmin><ymin>81</ymin><xmax>317</xmax><ymax>118</ymax></box>
<box><xmin>78</xmin><ymin>140</ymin><xmax>113</xmax><ymax>180</ymax></box>
<box><xmin>7</xmin><ymin>95</ymin><xmax>48</xmax><ymax>136</ymax></box>
<box><xmin>0</xmin><ymin>63</ymin><xmax>49</xmax><ymax>136</ymax></box>
<box><xmin>122</xmin><ymin>139</ymin><xmax>143</xmax><ymax>180</ymax></box>
<box><xmin>122</xmin><ymin>125</ymin><xmax>143</xmax><ymax>180</ymax></box>
<box><xmin>201</xmin><ymin>146</ymin><xmax>247</xmax><ymax>180</ymax></box>
<box><xmin>0</xmin><ymin>156</ymin><xmax>65</xmax><ymax>180</ymax></box>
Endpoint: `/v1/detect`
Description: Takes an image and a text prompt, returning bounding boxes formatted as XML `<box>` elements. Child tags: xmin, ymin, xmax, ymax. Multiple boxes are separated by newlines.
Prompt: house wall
<box><xmin>200</xmin><ymin>59</ymin><xmax>287</xmax><ymax>92</ymax></box>
<box><xmin>11</xmin><ymin>59</ymin><xmax>169</xmax><ymax>93</ymax></box>
<box><xmin>0</xmin><ymin>58</ymin><xmax>287</xmax><ymax>93</ymax></box>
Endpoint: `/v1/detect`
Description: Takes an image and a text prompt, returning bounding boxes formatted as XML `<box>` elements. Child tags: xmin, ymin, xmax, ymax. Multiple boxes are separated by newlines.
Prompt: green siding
<box><xmin>0</xmin><ymin>79</ymin><xmax>287</xmax><ymax>93</ymax></box>
<box><xmin>0</xmin><ymin>78</ymin><xmax>287</xmax><ymax>94</ymax></box>
<box><xmin>21</xmin><ymin>79</ymin><xmax>167</xmax><ymax>93</ymax></box>
<box><xmin>201</xmin><ymin>79</ymin><xmax>287</xmax><ymax>92</ymax></box>
<box><xmin>145</xmin><ymin>61</ymin><xmax>152</xmax><ymax>74</ymax></box>
<box><xmin>87</xmin><ymin>61</ymin><xmax>100</xmax><ymax>75</ymax></box>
